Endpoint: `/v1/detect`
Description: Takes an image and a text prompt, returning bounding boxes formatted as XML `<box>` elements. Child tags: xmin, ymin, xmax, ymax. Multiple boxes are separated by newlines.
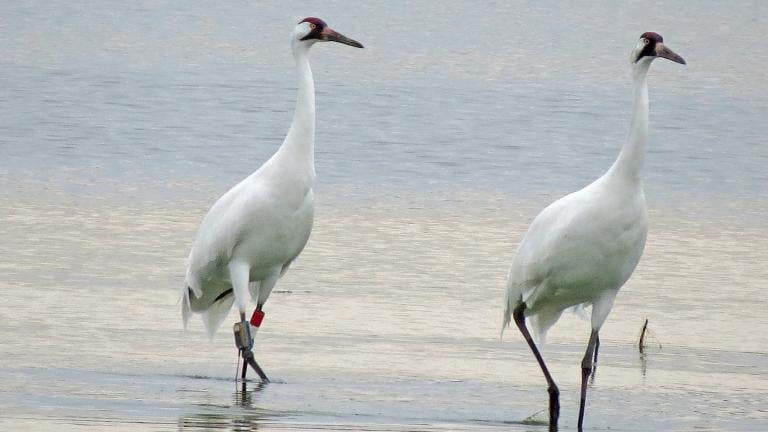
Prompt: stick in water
<box><xmin>638</xmin><ymin>318</ymin><xmax>649</xmax><ymax>353</ymax></box>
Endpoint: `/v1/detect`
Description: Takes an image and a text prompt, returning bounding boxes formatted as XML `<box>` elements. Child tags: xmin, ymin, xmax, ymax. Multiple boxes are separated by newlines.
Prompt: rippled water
<box><xmin>1</xmin><ymin>1</ymin><xmax>767</xmax><ymax>431</ymax></box>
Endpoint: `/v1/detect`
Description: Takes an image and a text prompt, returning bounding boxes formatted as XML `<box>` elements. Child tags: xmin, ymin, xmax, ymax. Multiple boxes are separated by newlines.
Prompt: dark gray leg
<box><xmin>578</xmin><ymin>330</ymin><xmax>599</xmax><ymax>431</ymax></box>
<box><xmin>242</xmin><ymin>350</ymin><xmax>269</xmax><ymax>382</ymax></box>
<box><xmin>593</xmin><ymin>333</ymin><xmax>600</xmax><ymax>364</ymax></box>
<box><xmin>591</xmin><ymin>333</ymin><xmax>600</xmax><ymax>378</ymax></box>
<box><xmin>234</xmin><ymin>312</ymin><xmax>269</xmax><ymax>383</ymax></box>
<box><xmin>513</xmin><ymin>303</ymin><xmax>559</xmax><ymax>432</ymax></box>
<box><xmin>234</xmin><ymin>312</ymin><xmax>251</xmax><ymax>381</ymax></box>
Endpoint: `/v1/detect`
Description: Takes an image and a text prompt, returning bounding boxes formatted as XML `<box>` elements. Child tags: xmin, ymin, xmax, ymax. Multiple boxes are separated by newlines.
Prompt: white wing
<box><xmin>183</xmin><ymin>166</ymin><xmax>314</xmax><ymax>335</ymax></box>
<box><xmin>504</xmin><ymin>177</ymin><xmax>648</xmax><ymax>340</ymax></box>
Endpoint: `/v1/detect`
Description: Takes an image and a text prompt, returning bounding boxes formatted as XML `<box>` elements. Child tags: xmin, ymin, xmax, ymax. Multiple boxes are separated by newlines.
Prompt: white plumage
<box><xmin>501</xmin><ymin>32</ymin><xmax>685</xmax><ymax>431</ymax></box>
<box><xmin>503</xmin><ymin>172</ymin><xmax>648</xmax><ymax>342</ymax></box>
<box><xmin>183</xmin><ymin>159</ymin><xmax>315</xmax><ymax>336</ymax></box>
<box><xmin>181</xmin><ymin>18</ymin><xmax>363</xmax><ymax>340</ymax></box>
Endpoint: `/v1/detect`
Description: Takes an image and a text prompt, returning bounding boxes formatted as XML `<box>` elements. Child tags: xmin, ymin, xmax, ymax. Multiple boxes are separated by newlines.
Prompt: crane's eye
<box><xmin>642</xmin><ymin>38</ymin><xmax>649</xmax><ymax>45</ymax></box>
<box><xmin>309</xmin><ymin>23</ymin><xmax>316</xmax><ymax>29</ymax></box>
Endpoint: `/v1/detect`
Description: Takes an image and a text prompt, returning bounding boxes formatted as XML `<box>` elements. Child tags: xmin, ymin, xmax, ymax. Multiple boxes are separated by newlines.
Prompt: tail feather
<box><xmin>503</xmin><ymin>279</ymin><xmax>564</xmax><ymax>346</ymax></box>
<box><xmin>501</xmin><ymin>293</ymin><xmax>516</xmax><ymax>339</ymax></box>
<box><xmin>182</xmin><ymin>287</ymin><xmax>192</xmax><ymax>330</ymax></box>
<box><xmin>200</xmin><ymin>294</ymin><xmax>235</xmax><ymax>340</ymax></box>
<box><xmin>181</xmin><ymin>283</ymin><xmax>235</xmax><ymax>340</ymax></box>
<box><xmin>529</xmin><ymin>308</ymin><xmax>563</xmax><ymax>346</ymax></box>
<box><xmin>502</xmin><ymin>275</ymin><xmax>522</xmax><ymax>339</ymax></box>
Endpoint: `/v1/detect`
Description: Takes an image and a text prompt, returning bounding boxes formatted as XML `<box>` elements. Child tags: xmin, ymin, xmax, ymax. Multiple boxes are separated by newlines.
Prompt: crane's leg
<box><xmin>513</xmin><ymin>303</ymin><xmax>559</xmax><ymax>432</ymax></box>
<box><xmin>578</xmin><ymin>330</ymin><xmax>599</xmax><ymax>432</ymax></box>
<box><xmin>234</xmin><ymin>311</ymin><xmax>270</xmax><ymax>383</ymax></box>
<box><xmin>591</xmin><ymin>333</ymin><xmax>600</xmax><ymax>378</ymax></box>
<box><xmin>229</xmin><ymin>261</ymin><xmax>269</xmax><ymax>384</ymax></box>
<box><xmin>245</xmin><ymin>305</ymin><xmax>269</xmax><ymax>382</ymax></box>
<box><xmin>234</xmin><ymin>311</ymin><xmax>252</xmax><ymax>380</ymax></box>
<box><xmin>593</xmin><ymin>333</ymin><xmax>600</xmax><ymax>364</ymax></box>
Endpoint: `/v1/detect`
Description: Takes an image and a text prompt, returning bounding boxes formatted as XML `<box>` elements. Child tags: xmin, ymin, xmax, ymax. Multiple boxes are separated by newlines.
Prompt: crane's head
<box><xmin>292</xmin><ymin>17</ymin><xmax>364</xmax><ymax>49</ymax></box>
<box><xmin>631</xmin><ymin>32</ymin><xmax>686</xmax><ymax>65</ymax></box>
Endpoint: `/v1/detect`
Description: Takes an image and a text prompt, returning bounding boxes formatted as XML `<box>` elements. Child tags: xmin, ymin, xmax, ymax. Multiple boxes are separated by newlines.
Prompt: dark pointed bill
<box><xmin>655</xmin><ymin>43</ymin><xmax>686</xmax><ymax>65</ymax></box>
<box><xmin>321</xmin><ymin>28</ymin><xmax>364</xmax><ymax>48</ymax></box>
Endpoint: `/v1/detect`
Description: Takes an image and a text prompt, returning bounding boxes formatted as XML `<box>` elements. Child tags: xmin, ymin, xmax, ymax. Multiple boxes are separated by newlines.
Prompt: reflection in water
<box><xmin>234</xmin><ymin>383</ymin><xmax>268</xmax><ymax>407</ymax></box>
<box><xmin>178</xmin><ymin>412</ymin><xmax>265</xmax><ymax>432</ymax></box>
<box><xmin>234</xmin><ymin>387</ymin><xmax>254</xmax><ymax>408</ymax></box>
<box><xmin>639</xmin><ymin>351</ymin><xmax>649</xmax><ymax>379</ymax></box>
<box><xmin>178</xmin><ymin>387</ymin><xmax>270</xmax><ymax>431</ymax></box>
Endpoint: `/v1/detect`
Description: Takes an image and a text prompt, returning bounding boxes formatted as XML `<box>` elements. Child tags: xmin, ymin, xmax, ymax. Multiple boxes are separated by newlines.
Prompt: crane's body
<box><xmin>505</xmin><ymin>172</ymin><xmax>648</xmax><ymax>342</ymax></box>
<box><xmin>183</xmin><ymin>157</ymin><xmax>315</xmax><ymax>335</ymax></box>
<box><xmin>181</xmin><ymin>17</ymin><xmax>362</xmax><ymax>383</ymax></box>
<box><xmin>502</xmin><ymin>32</ymin><xmax>685</xmax><ymax>431</ymax></box>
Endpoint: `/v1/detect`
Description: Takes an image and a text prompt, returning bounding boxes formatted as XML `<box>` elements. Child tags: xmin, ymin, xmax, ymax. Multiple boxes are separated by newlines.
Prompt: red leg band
<box><xmin>250</xmin><ymin>310</ymin><xmax>265</xmax><ymax>327</ymax></box>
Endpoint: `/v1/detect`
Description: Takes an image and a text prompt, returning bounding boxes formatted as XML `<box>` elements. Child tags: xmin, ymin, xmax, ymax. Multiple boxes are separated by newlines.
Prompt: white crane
<box><xmin>182</xmin><ymin>17</ymin><xmax>363</xmax><ymax>383</ymax></box>
<box><xmin>502</xmin><ymin>32</ymin><xmax>685</xmax><ymax>431</ymax></box>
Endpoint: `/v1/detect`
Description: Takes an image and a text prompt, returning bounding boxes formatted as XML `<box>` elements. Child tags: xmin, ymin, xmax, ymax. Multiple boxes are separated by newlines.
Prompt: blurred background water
<box><xmin>1</xmin><ymin>1</ymin><xmax>766</xmax><ymax>431</ymax></box>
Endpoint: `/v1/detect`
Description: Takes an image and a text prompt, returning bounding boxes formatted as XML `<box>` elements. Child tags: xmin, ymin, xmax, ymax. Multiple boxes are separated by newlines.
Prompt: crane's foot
<box><xmin>241</xmin><ymin>348</ymin><xmax>269</xmax><ymax>383</ymax></box>
<box><xmin>233</xmin><ymin>313</ymin><xmax>269</xmax><ymax>384</ymax></box>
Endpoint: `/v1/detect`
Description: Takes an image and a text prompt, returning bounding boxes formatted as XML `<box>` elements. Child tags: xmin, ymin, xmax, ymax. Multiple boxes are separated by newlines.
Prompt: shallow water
<box><xmin>1</xmin><ymin>1</ymin><xmax>767</xmax><ymax>431</ymax></box>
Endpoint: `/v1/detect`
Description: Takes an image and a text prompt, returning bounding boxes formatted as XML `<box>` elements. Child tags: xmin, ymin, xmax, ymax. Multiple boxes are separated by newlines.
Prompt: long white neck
<box><xmin>606</xmin><ymin>60</ymin><xmax>652</xmax><ymax>182</ymax></box>
<box><xmin>274</xmin><ymin>41</ymin><xmax>316</xmax><ymax>179</ymax></box>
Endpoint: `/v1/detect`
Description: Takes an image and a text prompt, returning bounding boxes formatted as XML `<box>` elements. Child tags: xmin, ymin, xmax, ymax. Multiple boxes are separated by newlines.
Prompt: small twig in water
<box><xmin>638</xmin><ymin>318</ymin><xmax>649</xmax><ymax>353</ymax></box>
